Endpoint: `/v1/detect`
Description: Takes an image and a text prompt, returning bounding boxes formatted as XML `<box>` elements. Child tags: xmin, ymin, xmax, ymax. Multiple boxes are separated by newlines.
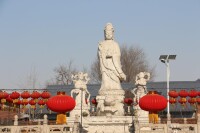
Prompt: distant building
<box><xmin>47</xmin><ymin>80</ymin><xmax>200</xmax><ymax>118</ymax></box>
<box><xmin>47</xmin><ymin>80</ymin><xmax>200</xmax><ymax>98</ymax></box>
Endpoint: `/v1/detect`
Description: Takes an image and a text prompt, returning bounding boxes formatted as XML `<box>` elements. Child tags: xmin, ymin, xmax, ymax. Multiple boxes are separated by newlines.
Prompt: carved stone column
<box><xmin>14</xmin><ymin>115</ymin><xmax>18</xmax><ymax>126</ymax></box>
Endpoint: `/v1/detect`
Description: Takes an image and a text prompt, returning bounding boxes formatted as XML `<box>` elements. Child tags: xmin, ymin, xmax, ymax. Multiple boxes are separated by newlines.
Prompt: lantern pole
<box><xmin>159</xmin><ymin>55</ymin><xmax>176</xmax><ymax>121</ymax></box>
<box><xmin>80</xmin><ymin>88</ymin><xmax>83</xmax><ymax>133</ymax></box>
<box><xmin>166</xmin><ymin>60</ymin><xmax>170</xmax><ymax>121</ymax></box>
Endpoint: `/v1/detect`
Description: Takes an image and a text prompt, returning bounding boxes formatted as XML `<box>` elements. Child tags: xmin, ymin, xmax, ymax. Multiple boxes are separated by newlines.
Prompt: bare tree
<box><xmin>17</xmin><ymin>66</ymin><xmax>40</xmax><ymax>89</ymax></box>
<box><xmin>90</xmin><ymin>45</ymin><xmax>155</xmax><ymax>83</ymax></box>
<box><xmin>54</xmin><ymin>60</ymin><xmax>77</xmax><ymax>85</ymax></box>
<box><xmin>120</xmin><ymin>45</ymin><xmax>155</xmax><ymax>83</ymax></box>
<box><xmin>90</xmin><ymin>56</ymin><xmax>101</xmax><ymax>83</ymax></box>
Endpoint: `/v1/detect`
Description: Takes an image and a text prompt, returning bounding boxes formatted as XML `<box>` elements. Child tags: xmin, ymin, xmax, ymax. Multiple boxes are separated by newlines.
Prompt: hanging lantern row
<box><xmin>169</xmin><ymin>90</ymin><xmax>200</xmax><ymax>98</ymax></box>
<box><xmin>169</xmin><ymin>90</ymin><xmax>200</xmax><ymax>106</ymax></box>
<box><xmin>0</xmin><ymin>90</ymin><xmax>51</xmax><ymax>100</ymax></box>
<box><xmin>0</xmin><ymin>90</ymin><xmax>51</xmax><ymax>109</ymax></box>
<box><xmin>5</xmin><ymin>97</ymin><xmax>47</xmax><ymax>105</ymax></box>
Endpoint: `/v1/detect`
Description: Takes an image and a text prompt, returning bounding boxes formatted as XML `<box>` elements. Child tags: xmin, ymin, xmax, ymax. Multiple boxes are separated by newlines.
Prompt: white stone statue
<box><xmin>132</xmin><ymin>72</ymin><xmax>150</xmax><ymax>104</ymax></box>
<box><xmin>96</xmin><ymin>23</ymin><xmax>126</xmax><ymax>116</ymax></box>
<box><xmin>132</xmin><ymin>72</ymin><xmax>150</xmax><ymax>123</ymax></box>
<box><xmin>98</xmin><ymin>23</ymin><xmax>126</xmax><ymax>91</ymax></box>
<box><xmin>135</xmin><ymin>72</ymin><xmax>150</xmax><ymax>86</ymax></box>
<box><xmin>70</xmin><ymin>72</ymin><xmax>90</xmax><ymax>117</ymax></box>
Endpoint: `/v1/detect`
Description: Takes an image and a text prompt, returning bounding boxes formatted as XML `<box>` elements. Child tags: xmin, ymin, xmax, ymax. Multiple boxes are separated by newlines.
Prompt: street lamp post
<box><xmin>159</xmin><ymin>55</ymin><xmax>176</xmax><ymax>121</ymax></box>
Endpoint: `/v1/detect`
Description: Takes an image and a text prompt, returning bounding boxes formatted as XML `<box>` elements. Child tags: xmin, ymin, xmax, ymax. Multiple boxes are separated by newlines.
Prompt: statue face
<box><xmin>139</xmin><ymin>72</ymin><xmax>145</xmax><ymax>78</ymax></box>
<box><xmin>105</xmin><ymin>30</ymin><xmax>113</xmax><ymax>40</ymax></box>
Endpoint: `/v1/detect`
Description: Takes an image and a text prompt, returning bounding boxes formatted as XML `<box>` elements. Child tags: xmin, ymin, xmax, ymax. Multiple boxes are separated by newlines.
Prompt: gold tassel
<box><xmin>149</xmin><ymin>112</ymin><xmax>159</xmax><ymax>124</ymax></box>
<box><xmin>153</xmin><ymin>113</ymin><xmax>158</xmax><ymax>124</ymax></box>
<box><xmin>56</xmin><ymin>113</ymin><xmax>67</xmax><ymax>124</ymax></box>
<box><xmin>149</xmin><ymin>112</ymin><xmax>153</xmax><ymax>123</ymax></box>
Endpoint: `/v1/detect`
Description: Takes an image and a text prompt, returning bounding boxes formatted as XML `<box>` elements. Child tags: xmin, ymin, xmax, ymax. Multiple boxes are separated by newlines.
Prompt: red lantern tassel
<box><xmin>149</xmin><ymin>112</ymin><xmax>158</xmax><ymax>124</ymax></box>
<box><xmin>56</xmin><ymin>113</ymin><xmax>67</xmax><ymax>124</ymax></box>
<box><xmin>1</xmin><ymin>99</ymin><xmax>6</xmax><ymax>110</ymax></box>
<box><xmin>31</xmin><ymin>105</ymin><xmax>36</xmax><ymax>109</ymax></box>
<box><xmin>149</xmin><ymin>112</ymin><xmax>153</xmax><ymax>123</ymax></box>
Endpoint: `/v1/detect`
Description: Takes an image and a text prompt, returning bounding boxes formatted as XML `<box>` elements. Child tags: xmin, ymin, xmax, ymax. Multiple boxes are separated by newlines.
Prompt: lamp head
<box><xmin>160</xmin><ymin>59</ymin><xmax>166</xmax><ymax>63</ymax></box>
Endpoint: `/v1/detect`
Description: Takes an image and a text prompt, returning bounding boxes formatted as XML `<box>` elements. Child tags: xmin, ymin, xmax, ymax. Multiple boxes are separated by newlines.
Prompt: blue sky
<box><xmin>0</xmin><ymin>1</ymin><xmax>200</xmax><ymax>89</ymax></box>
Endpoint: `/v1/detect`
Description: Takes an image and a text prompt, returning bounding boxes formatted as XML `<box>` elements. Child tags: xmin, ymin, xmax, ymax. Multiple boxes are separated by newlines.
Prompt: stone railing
<box><xmin>135</xmin><ymin>123</ymin><xmax>198</xmax><ymax>133</ymax></box>
<box><xmin>134</xmin><ymin>114</ymin><xmax>200</xmax><ymax>133</ymax></box>
<box><xmin>160</xmin><ymin>118</ymin><xmax>197</xmax><ymax>124</ymax></box>
<box><xmin>0</xmin><ymin>115</ymin><xmax>79</xmax><ymax>133</ymax></box>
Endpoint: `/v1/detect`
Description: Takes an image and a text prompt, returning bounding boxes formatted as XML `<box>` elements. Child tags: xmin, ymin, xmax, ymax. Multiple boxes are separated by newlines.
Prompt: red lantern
<box><xmin>0</xmin><ymin>91</ymin><xmax>9</xmax><ymax>109</ymax></box>
<box><xmin>41</xmin><ymin>91</ymin><xmax>51</xmax><ymax>101</ymax></box>
<box><xmin>29</xmin><ymin>99</ymin><xmax>36</xmax><ymax>109</ymax></box>
<box><xmin>10</xmin><ymin>91</ymin><xmax>20</xmax><ymax>104</ymax></box>
<box><xmin>188</xmin><ymin>98</ymin><xmax>197</xmax><ymax>108</ymax></box>
<box><xmin>178</xmin><ymin>90</ymin><xmax>188</xmax><ymax>107</ymax></box>
<box><xmin>21</xmin><ymin>100</ymin><xmax>29</xmax><ymax>108</ymax></box>
<box><xmin>13</xmin><ymin>99</ymin><xmax>21</xmax><ymax>109</ymax></box>
<box><xmin>15</xmin><ymin>100</ymin><xmax>21</xmax><ymax>108</ymax></box>
<box><xmin>179</xmin><ymin>90</ymin><xmax>188</xmax><ymax>97</ymax></box>
<box><xmin>46</xmin><ymin>91</ymin><xmax>75</xmax><ymax>124</ymax></box>
<box><xmin>16</xmin><ymin>100</ymin><xmax>21</xmax><ymax>105</ymax></box>
<box><xmin>169</xmin><ymin>98</ymin><xmax>177</xmax><ymax>109</ymax></box>
<box><xmin>196</xmin><ymin>98</ymin><xmax>200</xmax><ymax>104</ymax></box>
<box><xmin>10</xmin><ymin>91</ymin><xmax>20</xmax><ymax>99</ymax></box>
<box><xmin>21</xmin><ymin>91</ymin><xmax>30</xmax><ymax>99</ymax></box>
<box><xmin>169</xmin><ymin>90</ymin><xmax>178</xmax><ymax>98</ymax></box>
<box><xmin>21</xmin><ymin>91</ymin><xmax>30</xmax><ymax>108</ymax></box>
<box><xmin>0</xmin><ymin>91</ymin><xmax>9</xmax><ymax>99</ymax></box>
<box><xmin>6</xmin><ymin>95</ymin><xmax>13</xmax><ymax>103</ymax></box>
<box><xmin>178</xmin><ymin>98</ymin><xmax>187</xmax><ymax>106</ymax></box>
<box><xmin>124</xmin><ymin>98</ymin><xmax>133</xmax><ymax>105</ymax></box>
<box><xmin>169</xmin><ymin>98</ymin><xmax>176</xmax><ymax>104</ymax></box>
<box><xmin>31</xmin><ymin>91</ymin><xmax>41</xmax><ymax>100</ymax></box>
<box><xmin>47</xmin><ymin>92</ymin><xmax>75</xmax><ymax>112</ymax></box>
<box><xmin>38</xmin><ymin>99</ymin><xmax>45</xmax><ymax>108</ymax></box>
<box><xmin>188</xmin><ymin>90</ymin><xmax>198</xmax><ymax>98</ymax></box>
<box><xmin>188</xmin><ymin>98</ymin><xmax>196</xmax><ymax>104</ymax></box>
<box><xmin>139</xmin><ymin>92</ymin><xmax>167</xmax><ymax>112</ymax></box>
<box><xmin>188</xmin><ymin>90</ymin><xmax>198</xmax><ymax>108</ymax></box>
<box><xmin>139</xmin><ymin>91</ymin><xmax>167</xmax><ymax>123</ymax></box>
<box><xmin>91</xmin><ymin>98</ymin><xmax>97</xmax><ymax>105</ymax></box>
<box><xmin>0</xmin><ymin>91</ymin><xmax>9</xmax><ymax>101</ymax></box>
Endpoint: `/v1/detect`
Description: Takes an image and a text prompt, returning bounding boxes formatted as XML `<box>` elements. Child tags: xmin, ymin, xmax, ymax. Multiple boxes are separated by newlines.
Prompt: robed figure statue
<box><xmin>97</xmin><ymin>23</ymin><xmax>126</xmax><ymax>116</ymax></box>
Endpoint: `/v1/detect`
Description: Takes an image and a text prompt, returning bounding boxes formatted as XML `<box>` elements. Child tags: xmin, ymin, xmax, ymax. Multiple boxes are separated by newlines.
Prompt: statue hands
<box><xmin>119</xmin><ymin>72</ymin><xmax>126</xmax><ymax>81</ymax></box>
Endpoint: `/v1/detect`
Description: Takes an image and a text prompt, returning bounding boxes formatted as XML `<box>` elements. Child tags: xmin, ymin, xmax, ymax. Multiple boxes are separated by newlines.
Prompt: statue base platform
<box><xmin>70</xmin><ymin>105</ymin><xmax>90</xmax><ymax>117</ymax></box>
<box><xmin>134</xmin><ymin>106</ymin><xmax>149</xmax><ymax>124</ymax></box>
<box><xmin>68</xmin><ymin>116</ymin><xmax>134</xmax><ymax>133</ymax></box>
<box><xmin>96</xmin><ymin>89</ymin><xmax>125</xmax><ymax>116</ymax></box>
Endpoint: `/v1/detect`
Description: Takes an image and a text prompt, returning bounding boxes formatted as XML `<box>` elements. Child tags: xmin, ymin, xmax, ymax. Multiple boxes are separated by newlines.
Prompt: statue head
<box><xmin>138</xmin><ymin>72</ymin><xmax>145</xmax><ymax>78</ymax></box>
<box><xmin>104</xmin><ymin>23</ymin><xmax>114</xmax><ymax>40</ymax></box>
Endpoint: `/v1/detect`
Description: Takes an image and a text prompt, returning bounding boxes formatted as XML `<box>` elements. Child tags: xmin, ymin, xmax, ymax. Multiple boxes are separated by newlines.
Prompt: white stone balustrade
<box><xmin>0</xmin><ymin>115</ymin><xmax>79</xmax><ymax>133</ymax></box>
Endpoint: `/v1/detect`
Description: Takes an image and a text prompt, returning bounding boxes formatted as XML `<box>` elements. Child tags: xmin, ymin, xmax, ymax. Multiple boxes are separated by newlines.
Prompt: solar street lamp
<box><xmin>159</xmin><ymin>55</ymin><xmax>176</xmax><ymax>121</ymax></box>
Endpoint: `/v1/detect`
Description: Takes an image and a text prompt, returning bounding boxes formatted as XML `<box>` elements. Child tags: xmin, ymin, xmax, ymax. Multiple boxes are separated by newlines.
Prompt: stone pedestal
<box><xmin>96</xmin><ymin>89</ymin><xmax>125</xmax><ymax>116</ymax></box>
<box><xmin>70</xmin><ymin>104</ymin><xmax>90</xmax><ymax>117</ymax></box>
<box><xmin>134</xmin><ymin>105</ymin><xmax>149</xmax><ymax>124</ymax></box>
<box><xmin>82</xmin><ymin>116</ymin><xmax>133</xmax><ymax>133</ymax></box>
